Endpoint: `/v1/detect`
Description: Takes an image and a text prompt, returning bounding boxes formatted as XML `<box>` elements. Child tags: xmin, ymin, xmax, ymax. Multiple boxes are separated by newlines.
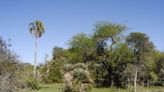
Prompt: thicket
<box><xmin>0</xmin><ymin>37</ymin><xmax>26</xmax><ymax>92</ymax></box>
<box><xmin>0</xmin><ymin>37</ymin><xmax>40</xmax><ymax>91</ymax></box>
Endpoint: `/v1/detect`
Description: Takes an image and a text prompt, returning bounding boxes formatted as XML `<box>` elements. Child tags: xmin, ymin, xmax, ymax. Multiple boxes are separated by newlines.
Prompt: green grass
<box><xmin>27</xmin><ymin>83</ymin><xmax>118</xmax><ymax>92</ymax></box>
<box><xmin>27</xmin><ymin>83</ymin><xmax>164</xmax><ymax>92</ymax></box>
<box><xmin>28</xmin><ymin>84</ymin><xmax>61</xmax><ymax>92</ymax></box>
<box><xmin>91</xmin><ymin>87</ymin><xmax>127</xmax><ymax>92</ymax></box>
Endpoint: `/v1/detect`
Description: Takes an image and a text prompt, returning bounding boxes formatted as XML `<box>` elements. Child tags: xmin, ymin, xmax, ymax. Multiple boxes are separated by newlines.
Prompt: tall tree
<box><xmin>92</xmin><ymin>22</ymin><xmax>126</xmax><ymax>87</ymax></box>
<box><xmin>29</xmin><ymin>20</ymin><xmax>45</xmax><ymax>78</ymax></box>
<box><xmin>126</xmin><ymin>32</ymin><xmax>154</xmax><ymax>92</ymax></box>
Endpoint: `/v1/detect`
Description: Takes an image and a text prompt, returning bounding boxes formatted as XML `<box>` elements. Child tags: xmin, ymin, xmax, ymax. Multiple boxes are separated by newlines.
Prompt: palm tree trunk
<box><xmin>134</xmin><ymin>66</ymin><xmax>138</xmax><ymax>92</ymax></box>
<box><xmin>34</xmin><ymin>38</ymin><xmax>37</xmax><ymax>78</ymax></box>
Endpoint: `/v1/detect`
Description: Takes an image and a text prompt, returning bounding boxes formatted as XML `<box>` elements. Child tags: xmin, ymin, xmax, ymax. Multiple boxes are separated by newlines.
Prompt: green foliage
<box><xmin>40</xmin><ymin>47</ymin><xmax>69</xmax><ymax>83</ymax></box>
<box><xmin>40</xmin><ymin>60</ymin><xmax>64</xmax><ymax>83</ymax></box>
<box><xmin>154</xmin><ymin>51</ymin><xmax>164</xmax><ymax>86</ymax></box>
<box><xmin>62</xmin><ymin>63</ymin><xmax>93</xmax><ymax>92</ymax></box>
<box><xmin>150</xmin><ymin>71</ymin><xmax>158</xmax><ymax>82</ymax></box>
<box><xmin>93</xmin><ymin>22</ymin><xmax>126</xmax><ymax>42</ymax></box>
<box><xmin>29</xmin><ymin>20</ymin><xmax>45</xmax><ymax>38</ymax></box>
<box><xmin>0</xmin><ymin>37</ymin><xmax>26</xmax><ymax>92</ymax></box>
<box><xmin>27</xmin><ymin>78</ymin><xmax>40</xmax><ymax>90</ymax></box>
<box><xmin>69</xmin><ymin>33</ymin><xmax>94</xmax><ymax>63</ymax></box>
<box><xmin>126</xmin><ymin>32</ymin><xmax>154</xmax><ymax>59</ymax></box>
<box><xmin>39</xmin><ymin>22</ymin><xmax>164</xmax><ymax>90</ymax></box>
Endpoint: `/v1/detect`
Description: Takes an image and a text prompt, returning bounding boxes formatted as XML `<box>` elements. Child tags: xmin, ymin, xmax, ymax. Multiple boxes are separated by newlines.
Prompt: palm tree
<box><xmin>29</xmin><ymin>20</ymin><xmax>45</xmax><ymax>78</ymax></box>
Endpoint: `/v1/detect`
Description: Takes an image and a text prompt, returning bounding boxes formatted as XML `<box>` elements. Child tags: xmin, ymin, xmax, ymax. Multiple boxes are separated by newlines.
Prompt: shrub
<box><xmin>27</xmin><ymin>78</ymin><xmax>39</xmax><ymax>90</ymax></box>
<box><xmin>40</xmin><ymin>60</ymin><xmax>64</xmax><ymax>83</ymax></box>
<box><xmin>0</xmin><ymin>37</ymin><xmax>26</xmax><ymax>92</ymax></box>
<box><xmin>62</xmin><ymin>63</ymin><xmax>93</xmax><ymax>92</ymax></box>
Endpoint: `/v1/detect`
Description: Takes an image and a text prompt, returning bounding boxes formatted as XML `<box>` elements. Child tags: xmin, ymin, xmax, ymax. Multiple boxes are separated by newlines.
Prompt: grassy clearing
<box><xmin>27</xmin><ymin>83</ymin><xmax>164</xmax><ymax>92</ymax></box>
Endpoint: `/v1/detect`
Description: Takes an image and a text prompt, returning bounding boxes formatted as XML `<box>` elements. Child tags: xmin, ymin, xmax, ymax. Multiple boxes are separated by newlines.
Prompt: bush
<box><xmin>40</xmin><ymin>60</ymin><xmax>64</xmax><ymax>83</ymax></box>
<box><xmin>62</xmin><ymin>63</ymin><xmax>93</xmax><ymax>92</ymax></box>
<box><xmin>0</xmin><ymin>37</ymin><xmax>26</xmax><ymax>92</ymax></box>
<box><xmin>27</xmin><ymin>78</ymin><xmax>40</xmax><ymax>90</ymax></box>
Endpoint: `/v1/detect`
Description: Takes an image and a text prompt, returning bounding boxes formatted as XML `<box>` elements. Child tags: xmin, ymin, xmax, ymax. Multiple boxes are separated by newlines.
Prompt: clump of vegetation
<box><xmin>0</xmin><ymin>37</ymin><xmax>26</xmax><ymax>92</ymax></box>
<box><xmin>40</xmin><ymin>60</ymin><xmax>63</xmax><ymax>83</ymax></box>
<box><xmin>26</xmin><ymin>78</ymin><xmax>40</xmax><ymax>90</ymax></box>
<box><xmin>61</xmin><ymin>63</ymin><xmax>93</xmax><ymax>92</ymax></box>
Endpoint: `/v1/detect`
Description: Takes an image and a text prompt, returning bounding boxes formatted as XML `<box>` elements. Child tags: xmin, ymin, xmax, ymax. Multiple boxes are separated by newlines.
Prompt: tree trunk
<box><xmin>146</xmin><ymin>80</ymin><xmax>149</xmax><ymax>92</ymax></box>
<box><xmin>34</xmin><ymin>38</ymin><xmax>37</xmax><ymax>78</ymax></box>
<box><xmin>127</xmin><ymin>77</ymin><xmax>129</xmax><ymax>91</ymax></box>
<box><xmin>134</xmin><ymin>66</ymin><xmax>138</xmax><ymax>92</ymax></box>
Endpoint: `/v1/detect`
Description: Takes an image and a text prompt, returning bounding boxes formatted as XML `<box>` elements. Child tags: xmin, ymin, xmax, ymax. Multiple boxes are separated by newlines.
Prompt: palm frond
<box><xmin>29</xmin><ymin>20</ymin><xmax>45</xmax><ymax>38</ymax></box>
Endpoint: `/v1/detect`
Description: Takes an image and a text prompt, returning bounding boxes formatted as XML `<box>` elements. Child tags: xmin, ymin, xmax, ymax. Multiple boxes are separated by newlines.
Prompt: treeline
<box><xmin>40</xmin><ymin>22</ymin><xmax>164</xmax><ymax>88</ymax></box>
